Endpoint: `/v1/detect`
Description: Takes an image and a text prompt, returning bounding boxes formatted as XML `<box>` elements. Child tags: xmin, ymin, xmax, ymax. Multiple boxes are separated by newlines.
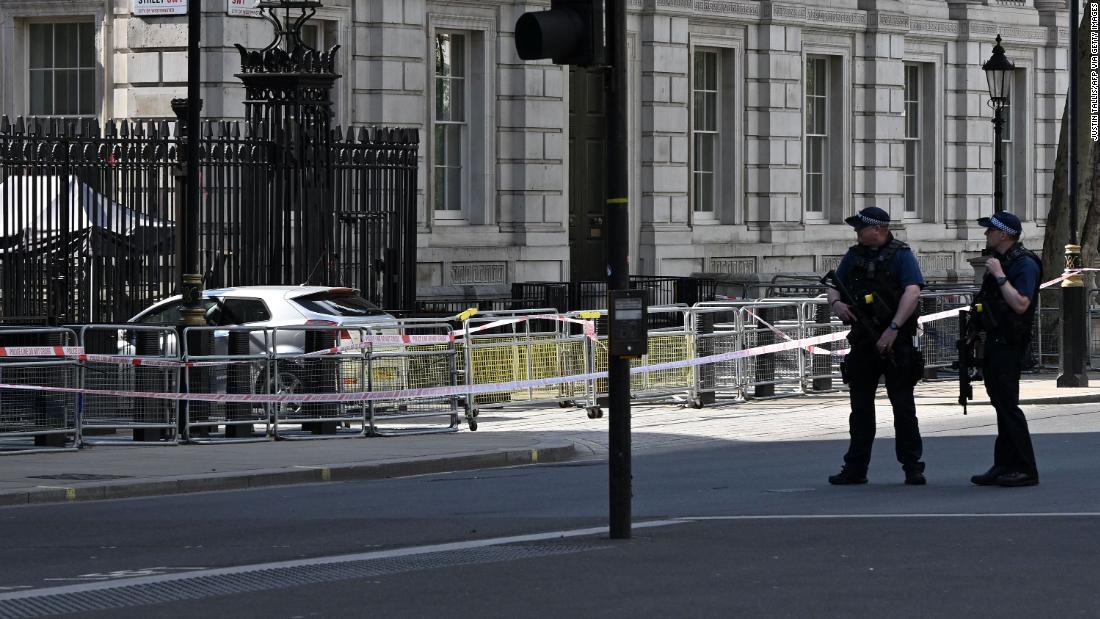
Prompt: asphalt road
<box><xmin>2</xmin><ymin>421</ymin><xmax>1099</xmax><ymax>617</ymax></box>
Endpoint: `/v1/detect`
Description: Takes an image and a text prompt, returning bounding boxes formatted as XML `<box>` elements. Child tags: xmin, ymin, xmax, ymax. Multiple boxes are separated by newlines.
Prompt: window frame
<box><xmin>800</xmin><ymin>44</ymin><xmax>850</xmax><ymax>225</ymax></box>
<box><xmin>26</xmin><ymin>21</ymin><xmax>97</xmax><ymax>118</ymax></box>
<box><xmin>2</xmin><ymin>8</ymin><xmax>106</xmax><ymax>122</ymax></box>
<box><xmin>1000</xmin><ymin>64</ymin><xmax>1032</xmax><ymax>219</ymax></box>
<box><xmin>691</xmin><ymin>48</ymin><xmax>720</xmax><ymax>220</ymax></box>
<box><xmin>431</xmin><ymin>29</ymin><xmax>469</xmax><ymax>220</ymax></box>
<box><xmin>902</xmin><ymin>63</ymin><xmax>921</xmax><ymax>217</ymax></box>
<box><xmin>902</xmin><ymin>46</ymin><xmax>944</xmax><ymax>224</ymax></box>
<box><xmin>426</xmin><ymin>14</ymin><xmax>496</xmax><ymax>227</ymax></box>
<box><xmin>804</xmin><ymin>56</ymin><xmax>829</xmax><ymax>222</ymax></box>
<box><xmin>688</xmin><ymin>34</ymin><xmax>743</xmax><ymax>226</ymax></box>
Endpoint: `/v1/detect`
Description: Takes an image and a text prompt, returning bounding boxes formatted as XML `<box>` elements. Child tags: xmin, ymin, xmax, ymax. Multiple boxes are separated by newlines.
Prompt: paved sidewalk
<box><xmin>2</xmin><ymin>372</ymin><xmax>1098</xmax><ymax>507</ymax></box>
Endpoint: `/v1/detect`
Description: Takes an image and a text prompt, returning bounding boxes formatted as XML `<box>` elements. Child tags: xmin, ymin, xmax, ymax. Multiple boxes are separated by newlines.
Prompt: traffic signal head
<box><xmin>515</xmin><ymin>0</ymin><xmax>604</xmax><ymax>66</ymax></box>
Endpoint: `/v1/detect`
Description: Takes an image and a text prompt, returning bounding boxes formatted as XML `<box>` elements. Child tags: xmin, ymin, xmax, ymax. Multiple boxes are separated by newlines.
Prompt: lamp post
<box><xmin>981</xmin><ymin>35</ymin><xmax>1014</xmax><ymax>214</ymax></box>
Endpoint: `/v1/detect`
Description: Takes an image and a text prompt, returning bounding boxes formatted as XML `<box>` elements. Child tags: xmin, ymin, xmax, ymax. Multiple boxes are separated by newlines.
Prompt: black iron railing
<box><xmin>0</xmin><ymin>116</ymin><xmax>418</xmax><ymax>324</ymax></box>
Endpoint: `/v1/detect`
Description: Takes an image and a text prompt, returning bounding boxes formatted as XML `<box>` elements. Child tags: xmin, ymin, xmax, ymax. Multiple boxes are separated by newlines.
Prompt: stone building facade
<box><xmin>0</xmin><ymin>0</ymin><xmax>1070</xmax><ymax>292</ymax></box>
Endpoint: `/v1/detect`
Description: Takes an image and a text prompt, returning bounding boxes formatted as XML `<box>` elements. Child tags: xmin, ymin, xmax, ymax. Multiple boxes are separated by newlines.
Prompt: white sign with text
<box><xmin>227</xmin><ymin>0</ymin><xmax>263</xmax><ymax>17</ymax></box>
<box><xmin>131</xmin><ymin>0</ymin><xmax>187</xmax><ymax>16</ymax></box>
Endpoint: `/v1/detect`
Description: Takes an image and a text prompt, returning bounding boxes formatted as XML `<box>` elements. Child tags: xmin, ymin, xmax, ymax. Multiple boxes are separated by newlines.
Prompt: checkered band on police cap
<box><xmin>988</xmin><ymin>214</ymin><xmax>1019</xmax><ymax>235</ymax></box>
<box><xmin>857</xmin><ymin>212</ymin><xmax>889</xmax><ymax>226</ymax></box>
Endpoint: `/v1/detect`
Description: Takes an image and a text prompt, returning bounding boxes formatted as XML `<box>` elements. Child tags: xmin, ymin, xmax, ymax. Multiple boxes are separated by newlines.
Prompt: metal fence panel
<box><xmin>366</xmin><ymin>322</ymin><xmax>461</xmax><ymax>435</ymax></box>
<box><xmin>79</xmin><ymin>325</ymin><xmax>179</xmax><ymax>444</ymax></box>
<box><xmin>0</xmin><ymin>327</ymin><xmax>79</xmax><ymax>452</ymax></box>
<box><xmin>270</xmin><ymin>326</ymin><xmax>368</xmax><ymax>439</ymax></box>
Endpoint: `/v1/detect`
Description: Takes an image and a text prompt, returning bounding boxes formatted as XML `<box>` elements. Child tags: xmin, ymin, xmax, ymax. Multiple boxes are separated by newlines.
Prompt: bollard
<box><xmin>302</xmin><ymin>330</ymin><xmax>338</xmax><ymax>435</ymax></box>
<box><xmin>694</xmin><ymin>311</ymin><xmax>716</xmax><ymax>407</ymax></box>
<box><xmin>133</xmin><ymin>330</ymin><xmax>165</xmax><ymax>441</ymax></box>
<box><xmin>224</xmin><ymin>330</ymin><xmax>254</xmax><ymax>438</ymax></box>
<box><xmin>753</xmin><ymin>306</ymin><xmax>776</xmax><ymax>398</ymax></box>
<box><xmin>184</xmin><ymin>328</ymin><xmax>215</xmax><ymax>438</ymax></box>
<box><xmin>811</xmin><ymin>303</ymin><xmax>833</xmax><ymax>391</ymax></box>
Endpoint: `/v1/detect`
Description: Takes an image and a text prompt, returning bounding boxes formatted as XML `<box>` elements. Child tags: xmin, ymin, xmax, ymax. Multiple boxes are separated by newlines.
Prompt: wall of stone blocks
<box><xmin>0</xmin><ymin>0</ymin><xmax>1072</xmax><ymax>293</ymax></box>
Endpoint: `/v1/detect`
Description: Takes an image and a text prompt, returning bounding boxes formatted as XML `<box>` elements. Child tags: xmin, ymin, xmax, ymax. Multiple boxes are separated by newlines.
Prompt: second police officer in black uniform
<box><xmin>969</xmin><ymin>211</ymin><xmax>1041</xmax><ymax>487</ymax></box>
<box><xmin>826</xmin><ymin>207</ymin><xmax>927</xmax><ymax>485</ymax></box>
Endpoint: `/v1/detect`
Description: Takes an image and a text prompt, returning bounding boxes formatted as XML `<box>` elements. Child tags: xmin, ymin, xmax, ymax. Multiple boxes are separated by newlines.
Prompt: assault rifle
<box><xmin>820</xmin><ymin>270</ymin><xmax>890</xmax><ymax>357</ymax></box>
<box><xmin>954</xmin><ymin>304</ymin><xmax>985</xmax><ymax>416</ymax></box>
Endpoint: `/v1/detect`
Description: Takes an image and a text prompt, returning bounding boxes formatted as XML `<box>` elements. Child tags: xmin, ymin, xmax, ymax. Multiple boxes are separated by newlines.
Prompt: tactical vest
<box><xmin>841</xmin><ymin>236</ymin><xmax>919</xmax><ymax>336</ymax></box>
<box><xmin>976</xmin><ymin>243</ymin><xmax>1042</xmax><ymax>346</ymax></box>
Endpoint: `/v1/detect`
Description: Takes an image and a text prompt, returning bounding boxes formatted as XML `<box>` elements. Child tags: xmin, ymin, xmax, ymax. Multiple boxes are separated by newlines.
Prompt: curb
<box><xmin>0</xmin><ymin>442</ymin><xmax>576</xmax><ymax>508</ymax></box>
<box><xmin>1018</xmin><ymin>394</ymin><xmax>1100</xmax><ymax>405</ymax></box>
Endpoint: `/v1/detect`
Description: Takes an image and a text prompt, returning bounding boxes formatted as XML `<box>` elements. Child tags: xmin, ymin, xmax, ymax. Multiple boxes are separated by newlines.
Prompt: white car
<box><xmin>125</xmin><ymin>286</ymin><xmax>399</xmax><ymax>396</ymax></box>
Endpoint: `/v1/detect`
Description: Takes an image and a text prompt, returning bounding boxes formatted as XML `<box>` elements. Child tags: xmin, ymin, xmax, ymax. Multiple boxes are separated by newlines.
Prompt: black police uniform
<box><xmin>835</xmin><ymin>236</ymin><xmax>925</xmax><ymax>478</ymax></box>
<box><xmin>975</xmin><ymin>242</ymin><xmax>1041</xmax><ymax>480</ymax></box>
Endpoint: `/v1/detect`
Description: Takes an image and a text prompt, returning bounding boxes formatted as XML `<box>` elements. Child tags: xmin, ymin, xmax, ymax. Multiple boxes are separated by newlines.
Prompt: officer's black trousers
<box><xmin>843</xmin><ymin>339</ymin><xmax>923</xmax><ymax>474</ymax></box>
<box><xmin>982</xmin><ymin>335</ymin><xmax>1038</xmax><ymax>476</ymax></box>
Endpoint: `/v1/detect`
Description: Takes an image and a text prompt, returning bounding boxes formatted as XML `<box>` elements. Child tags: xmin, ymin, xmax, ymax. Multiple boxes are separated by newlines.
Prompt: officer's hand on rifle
<box><xmin>831</xmin><ymin>300</ymin><xmax>856</xmax><ymax>324</ymax></box>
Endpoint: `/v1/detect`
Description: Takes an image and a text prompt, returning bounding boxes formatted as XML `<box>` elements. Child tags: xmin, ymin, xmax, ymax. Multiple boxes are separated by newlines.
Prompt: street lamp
<box><xmin>982</xmin><ymin>35</ymin><xmax>1014</xmax><ymax>214</ymax></box>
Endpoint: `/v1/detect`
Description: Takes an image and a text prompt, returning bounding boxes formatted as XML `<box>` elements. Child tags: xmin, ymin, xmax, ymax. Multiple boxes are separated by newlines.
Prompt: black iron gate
<box><xmin>0</xmin><ymin>116</ymin><xmax>418</xmax><ymax>324</ymax></box>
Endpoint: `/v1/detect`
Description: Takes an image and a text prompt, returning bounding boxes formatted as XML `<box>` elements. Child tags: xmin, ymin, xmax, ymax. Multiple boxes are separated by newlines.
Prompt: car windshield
<box><xmin>292</xmin><ymin>291</ymin><xmax>385</xmax><ymax>317</ymax></box>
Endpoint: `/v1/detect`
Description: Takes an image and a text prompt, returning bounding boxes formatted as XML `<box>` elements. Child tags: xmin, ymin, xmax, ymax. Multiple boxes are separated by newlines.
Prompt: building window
<box><xmin>804</xmin><ymin>57</ymin><xmax>828</xmax><ymax>216</ymax></box>
<box><xmin>433</xmin><ymin>32</ymin><xmax>467</xmax><ymax>215</ymax></box>
<box><xmin>1003</xmin><ymin>70</ymin><xmax>1016</xmax><ymax>213</ymax></box>
<box><xmin>28</xmin><ymin>22</ymin><xmax>95</xmax><ymax>117</ymax></box>
<box><xmin>692</xmin><ymin>50</ymin><xmax>719</xmax><ymax>216</ymax></box>
<box><xmin>903</xmin><ymin>64</ymin><xmax>921</xmax><ymax>215</ymax></box>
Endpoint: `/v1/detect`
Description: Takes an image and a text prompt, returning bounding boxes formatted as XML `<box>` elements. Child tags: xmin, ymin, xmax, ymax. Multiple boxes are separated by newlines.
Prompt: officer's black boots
<box><xmin>971</xmin><ymin>466</ymin><xmax>1038</xmax><ymax>487</ymax></box>
<box><xmin>970</xmin><ymin>466</ymin><xmax>1007</xmax><ymax>486</ymax></box>
<box><xmin>828</xmin><ymin>467</ymin><xmax>868</xmax><ymax>485</ymax></box>
<box><xmin>904</xmin><ymin>470</ymin><xmax>927</xmax><ymax>485</ymax></box>
<box><xmin>994</xmin><ymin>471</ymin><xmax>1039</xmax><ymax>487</ymax></box>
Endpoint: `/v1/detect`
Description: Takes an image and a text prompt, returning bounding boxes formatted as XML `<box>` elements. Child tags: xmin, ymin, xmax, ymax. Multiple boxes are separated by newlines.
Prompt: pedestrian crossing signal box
<box><xmin>608</xmin><ymin>289</ymin><xmax>648</xmax><ymax>358</ymax></box>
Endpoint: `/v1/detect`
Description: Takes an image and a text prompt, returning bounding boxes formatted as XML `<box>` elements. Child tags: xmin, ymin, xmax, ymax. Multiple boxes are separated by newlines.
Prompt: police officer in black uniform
<box><xmin>826</xmin><ymin>207</ymin><xmax>927</xmax><ymax>485</ymax></box>
<box><xmin>969</xmin><ymin>211</ymin><xmax>1041</xmax><ymax>487</ymax></box>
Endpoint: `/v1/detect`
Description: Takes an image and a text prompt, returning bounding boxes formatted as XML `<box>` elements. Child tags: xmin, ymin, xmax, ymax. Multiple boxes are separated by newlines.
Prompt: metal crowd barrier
<box><xmin>365</xmin><ymin>321</ymin><xmax>462</xmax><ymax>435</ymax></box>
<box><xmin>796</xmin><ymin>298</ymin><xmax>845</xmax><ymax>393</ymax></box>
<box><xmin>79</xmin><ymin>325</ymin><xmax>179</xmax><ymax>445</ymax></box>
<box><xmin>918</xmin><ymin>291</ymin><xmax>974</xmax><ymax>375</ymax></box>
<box><xmin>180</xmin><ymin>326</ymin><xmax>273</xmax><ymax>443</ymax></box>
<box><xmin>0</xmin><ymin>327</ymin><xmax>80</xmax><ymax>453</ymax></box>
<box><xmin>270</xmin><ymin>325</ymin><xmax>370</xmax><ymax>439</ymax></box>
<box><xmin>463</xmin><ymin>312</ymin><xmax>594</xmax><ymax>418</ymax></box>
<box><xmin>688</xmin><ymin>304</ymin><xmax>744</xmax><ymax>406</ymax></box>
<box><xmin>584</xmin><ymin>305</ymin><xmax>695</xmax><ymax>416</ymax></box>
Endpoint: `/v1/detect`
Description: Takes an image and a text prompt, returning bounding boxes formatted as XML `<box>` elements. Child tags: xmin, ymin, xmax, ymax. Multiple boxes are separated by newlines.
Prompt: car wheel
<box><xmin>254</xmin><ymin>368</ymin><xmax>304</xmax><ymax>417</ymax></box>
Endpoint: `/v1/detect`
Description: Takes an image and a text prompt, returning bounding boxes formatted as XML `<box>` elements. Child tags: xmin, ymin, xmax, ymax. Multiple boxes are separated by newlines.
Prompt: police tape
<box><xmin>0</xmin><ymin>327</ymin><xmax>854</xmax><ymax>404</ymax></box>
<box><xmin>0</xmin><ymin>346</ymin><xmax>84</xmax><ymax>357</ymax></box>
<box><xmin>457</xmin><ymin>313</ymin><xmax>597</xmax><ymax>340</ymax></box>
<box><xmin>1039</xmin><ymin>268</ymin><xmax>1100</xmax><ymax>289</ymax></box>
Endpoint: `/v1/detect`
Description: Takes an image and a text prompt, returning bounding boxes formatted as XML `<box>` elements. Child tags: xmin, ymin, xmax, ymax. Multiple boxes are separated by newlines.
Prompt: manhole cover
<box><xmin>29</xmin><ymin>473</ymin><xmax>132</xmax><ymax>481</ymax></box>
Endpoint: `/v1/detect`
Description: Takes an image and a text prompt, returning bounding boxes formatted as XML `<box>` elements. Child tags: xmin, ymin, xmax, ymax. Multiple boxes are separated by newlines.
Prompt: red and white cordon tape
<box><xmin>0</xmin><ymin>327</ymin><xmax>854</xmax><ymax>404</ymax></box>
<box><xmin>456</xmin><ymin>313</ymin><xmax>597</xmax><ymax>340</ymax></box>
<box><xmin>0</xmin><ymin>346</ymin><xmax>84</xmax><ymax>358</ymax></box>
<box><xmin>302</xmin><ymin>333</ymin><xmax>457</xmax><ymax>357</ymax></box>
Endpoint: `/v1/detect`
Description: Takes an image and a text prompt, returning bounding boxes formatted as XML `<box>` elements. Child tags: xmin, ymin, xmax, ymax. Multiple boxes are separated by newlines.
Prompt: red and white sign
<box><xmin>227</xmin><ymin>0</ymin><xmax>263</xmax><ymax>17</ymax></box>
<box><xmin>132</xmin><ymin>0</ymin><xmax>187</xmax><ymax>16</ymax></box>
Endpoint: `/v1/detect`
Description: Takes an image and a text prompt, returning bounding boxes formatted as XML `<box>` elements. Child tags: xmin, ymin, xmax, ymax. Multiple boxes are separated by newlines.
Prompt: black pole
<box><xmin>605</xmin><ymin>0</ymin><xmax>631</xmax><ymax>540</ymax></box>
<box><xmin>992</xmin><ymin>107</ymin><xmax>1005</xmax><ymax>213</ymax></box>
<box><xmin>176</xmin><ymin>2</ymin><xmax>207</xmax><ymax>438</ymax></box>
<box><xmin>1057</xmin><ymin>0</ymin><xmax>1088</xmax><ymax>387</ymax></box>
<box><xmin>181</xmin><ymin>0</ymin><xmax>203</xmax><ymax>310</ymax></box>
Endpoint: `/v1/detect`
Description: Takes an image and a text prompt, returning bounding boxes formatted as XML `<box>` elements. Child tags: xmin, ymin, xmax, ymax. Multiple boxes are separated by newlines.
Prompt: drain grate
<box><xmin>28</xmin><ymin>474</ymin><xmax>132</xmax><ymax>481</ymax></box>
<box><xmin>0</xmin><ymin>541</ymin><xmax>604</xmax><ymax>618</ymax></box>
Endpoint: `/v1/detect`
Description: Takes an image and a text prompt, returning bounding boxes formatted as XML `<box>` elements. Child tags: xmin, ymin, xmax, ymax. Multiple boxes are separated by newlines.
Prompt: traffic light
<box><xmin>514</xmin><ymin>0</ymin><xmax>604</xmax><ymax>66</ymax></box>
